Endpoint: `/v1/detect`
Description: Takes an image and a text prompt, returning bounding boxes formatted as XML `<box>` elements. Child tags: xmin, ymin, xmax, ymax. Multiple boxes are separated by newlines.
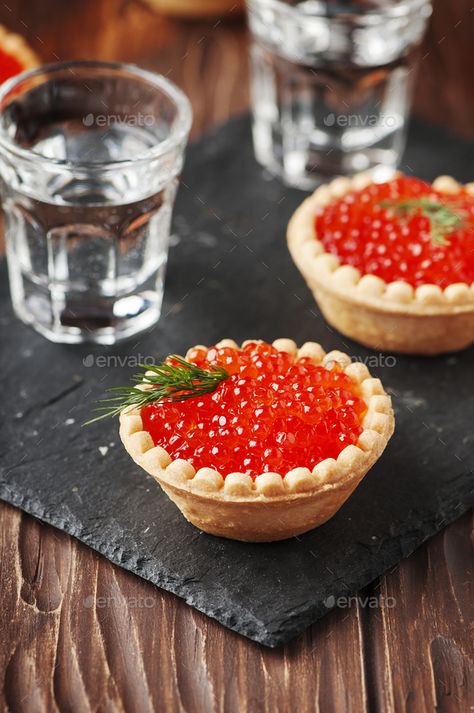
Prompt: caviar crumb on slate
<box><xmin>141</xmin><ymin>341</ymin><xmax>366</xmax><ymax>479</ymax></box>
<box><xmin>316</xmin><ymin>176</ymin><xmax>474</xmax><ymax>289</ymax></box>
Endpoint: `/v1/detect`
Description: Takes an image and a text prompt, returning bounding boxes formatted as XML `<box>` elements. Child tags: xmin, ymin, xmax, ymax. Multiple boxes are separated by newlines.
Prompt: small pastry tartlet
<box><xmin>119</xmin><ymin>339</ymin><xmax>394</xmax><ymax>542</ymax></box>
<box><xmin>0</xmin><ymin>25</ymin><xmax>38</xmax><ymax>84</ymax></box>
<box><xmin>287</xmin><ymin>174</ymin><xmax>474</xmax><ymax>355</ymax></box>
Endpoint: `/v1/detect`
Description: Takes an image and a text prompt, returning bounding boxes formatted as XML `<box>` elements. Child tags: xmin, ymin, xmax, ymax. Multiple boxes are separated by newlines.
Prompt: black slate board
<box><xmin>1</xmin><ymin>115</ymin><xmax>473</xmax><ymax>647</ymax></box>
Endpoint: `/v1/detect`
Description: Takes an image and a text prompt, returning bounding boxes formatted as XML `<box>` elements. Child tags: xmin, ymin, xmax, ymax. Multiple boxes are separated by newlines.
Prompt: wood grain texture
<box><xmin>415</xmin><ymin>0</ymin><xmax>474</xmax><ymax>140</ymax></box>
<box><xmin>1</xmin><ymin>503</ymin><xmax>472</xmax><ymax>712</ymax></box>
<box><xmin>1</xmin><ymin>0</ymin><xmax>473</xmax><ymax>138</ymax></box>
<box><xmin>0</xmin><ymin>0</ymin><xmax>473</xmax><ymax>710</ymax></box>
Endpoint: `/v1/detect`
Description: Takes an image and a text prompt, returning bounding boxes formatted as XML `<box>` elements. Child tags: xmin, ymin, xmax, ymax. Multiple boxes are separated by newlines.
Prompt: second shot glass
<box><xmin>247</xmin><ymin>0</ymin><xmax>432</xmax><ymax>189</ymax></box>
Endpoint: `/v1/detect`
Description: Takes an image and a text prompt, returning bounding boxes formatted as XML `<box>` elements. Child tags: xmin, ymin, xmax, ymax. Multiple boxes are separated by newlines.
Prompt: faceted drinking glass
<box><xmin>247</xmin><ymin>0</ymin><xmax>432</xmax><ymax>188</ymax></box>
<box><xmin>0</xmin><ymin>61</ymin><xmax>192</xmax><ymax>344</ymax></box>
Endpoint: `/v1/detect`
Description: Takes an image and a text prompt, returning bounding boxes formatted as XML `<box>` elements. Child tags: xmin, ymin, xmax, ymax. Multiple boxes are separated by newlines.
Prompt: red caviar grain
<box><xmin>141</xmin><ymin>342</ymin><xmax>366</xmax><ymax>479</ymax></box>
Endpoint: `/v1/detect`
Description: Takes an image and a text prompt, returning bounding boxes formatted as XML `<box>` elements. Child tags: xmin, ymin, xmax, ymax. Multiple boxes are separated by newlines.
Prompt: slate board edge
<box><xmin>1</xmin><ymin>478</ymin><xmax>471</xmax><ymax>648</ymax></box>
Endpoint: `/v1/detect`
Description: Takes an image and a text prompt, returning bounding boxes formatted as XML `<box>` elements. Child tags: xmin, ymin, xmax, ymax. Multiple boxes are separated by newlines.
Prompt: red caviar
<box><xmin>0</xmin><ymin>48</ymin><xmax>23</xmax><ymax>84</ymax></box>
<box><xmin>141</xmin><ymin>342</ymin><xmax>366</xmax><ymax>479</ymax></box>
<box><xmin>316</xmin><ymin>176</ymin><xmax>474</xmax><ymax>288</ymax></box>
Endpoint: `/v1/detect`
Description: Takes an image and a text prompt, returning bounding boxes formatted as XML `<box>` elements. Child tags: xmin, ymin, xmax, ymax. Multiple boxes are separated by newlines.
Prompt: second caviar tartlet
<box><xmin>287</xmin><ymin>174</ymin><xmax>474</xmax><ymax>355</ymax></box>
<box><xmin>117</xmin><ymin>339</ymin><xmax>394</xmax><ymax>542</ymax></box>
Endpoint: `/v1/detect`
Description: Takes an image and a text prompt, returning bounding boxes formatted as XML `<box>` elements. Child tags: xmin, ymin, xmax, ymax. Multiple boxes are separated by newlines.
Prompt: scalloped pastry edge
<box><xmin>119</xmin><ymin>339</ymin><xmax>394</xmax><ymax>502</ymax></box>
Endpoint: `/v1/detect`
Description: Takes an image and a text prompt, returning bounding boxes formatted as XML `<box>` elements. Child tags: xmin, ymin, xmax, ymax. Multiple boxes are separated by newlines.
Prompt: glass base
<box><xmin>11</xmin><ymin>295</ymin><xmax>162</xmax><ymax>344</ymax></box>
<box><xmin>252</xmin><ymin>117</ymin><xmax>401</xmax><ymax>190</ymax></box>
<box><xmin>5</xmin><ymin>217</ymin><xmax>168</xmax><ymax>345</ymax></box>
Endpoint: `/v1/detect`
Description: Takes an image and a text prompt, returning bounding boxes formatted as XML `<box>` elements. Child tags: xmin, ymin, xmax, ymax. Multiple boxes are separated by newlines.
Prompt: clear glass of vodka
<box><xmin>247</xmin><ymin>0</ymin><xmax>432</xmax><ymax>189</ymax></box>
<box><xmin>0</xmin><ymin>61</ymin><xmax>192</xmax><ymax>344</ymax></box>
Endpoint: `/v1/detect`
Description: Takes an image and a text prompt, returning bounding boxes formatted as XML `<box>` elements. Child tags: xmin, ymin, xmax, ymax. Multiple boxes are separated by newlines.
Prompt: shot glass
<box><xmin>247</xmin><ymin>0</ymin><xmax>432</xmax><ymax>189</ymax></box>
<box><xmin>0</xmin><ymin>61</ymin><xmax>192</xmax><ymax>344</ymax></box>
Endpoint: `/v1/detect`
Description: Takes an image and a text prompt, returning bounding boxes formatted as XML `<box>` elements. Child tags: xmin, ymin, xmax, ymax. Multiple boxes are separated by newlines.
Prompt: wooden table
<box><xmin>1</xmin><ymin>2</ymin><xmax>473</xmax><ymax>711</ymax></box>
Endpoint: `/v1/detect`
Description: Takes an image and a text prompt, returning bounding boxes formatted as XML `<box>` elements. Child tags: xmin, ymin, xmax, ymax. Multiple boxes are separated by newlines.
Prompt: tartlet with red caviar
<box><xmin>0</xmin><ymin>25</ymin><xmax>38</xmax><ymax>84</ymax></box>
<box><xmin>105</xmin><ymin>339</ymin><xmax>394</xmax><ymax>542</ymax></box>
<box><xmin>287</xmin><ymin>174</ymin><xmax>474</xmax><ymax>355</ymax></box>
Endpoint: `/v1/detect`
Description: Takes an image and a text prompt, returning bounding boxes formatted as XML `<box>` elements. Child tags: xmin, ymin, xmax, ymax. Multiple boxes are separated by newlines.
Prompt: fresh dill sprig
<box><xmin>84</xmin><ymin>355</ymin><xmax>230</xmax><ymax>425</ymax></box>
<box><xmin>380</xmin><ymin>198</ymin><xmax>465</xmax><ymax>247</ymax></box>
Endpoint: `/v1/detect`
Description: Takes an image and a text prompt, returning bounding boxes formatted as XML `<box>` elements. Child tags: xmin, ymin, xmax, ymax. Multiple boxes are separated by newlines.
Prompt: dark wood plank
<box><xmin>1</xmin><ymin>503</ymin><xmax>472</xmax><ymax>712</ymax></box>
<box><xmin>415</xmin><ymin>0</ymin><xmax>474</xmax><ymax>140</ymax></box>
<box><xmin>366</xmin><ymin>512</ymin><xmax>474</xmax><ymax>713</ymax></box>
<box><xmin>0</xmin><ymin>502</ymin><xmax>370</xmax><ymax>712</ymax></box>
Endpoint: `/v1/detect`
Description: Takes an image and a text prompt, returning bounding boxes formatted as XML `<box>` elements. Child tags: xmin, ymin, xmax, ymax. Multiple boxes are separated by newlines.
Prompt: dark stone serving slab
<box><xmin>1</xmin><ymin>115</ymin><xmax>473</xmax><ymax>647</ymax></box>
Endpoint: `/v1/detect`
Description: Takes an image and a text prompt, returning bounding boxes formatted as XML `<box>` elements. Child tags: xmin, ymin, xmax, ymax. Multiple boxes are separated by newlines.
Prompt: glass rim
<box><xmin>246</xmin><ymin>0</ymin><xmax>432</xmax><ymax>19</ymax></box>
<box><xmin>0</xmin><ymin>59</ymin><xmax>193</xmax><ymax>171</ymax></box>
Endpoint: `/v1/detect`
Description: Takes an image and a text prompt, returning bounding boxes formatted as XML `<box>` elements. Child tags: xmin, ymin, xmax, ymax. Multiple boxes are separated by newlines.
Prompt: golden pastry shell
<box><xmin>119</xmin><ymin>339</ymin><xmax>395</xmax><ymax>541</ymax></box>
<box><xmin>287</xmin><ymin>174</ymin><xmax>474</xmax><ymax>355</ymax></box>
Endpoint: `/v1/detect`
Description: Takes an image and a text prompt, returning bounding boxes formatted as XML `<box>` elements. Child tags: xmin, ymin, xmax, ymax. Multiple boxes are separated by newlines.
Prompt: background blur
<box><xmin>2</xmin><ymin>0</ymin><xmax>473</xmax><ymax>141</ymax></box>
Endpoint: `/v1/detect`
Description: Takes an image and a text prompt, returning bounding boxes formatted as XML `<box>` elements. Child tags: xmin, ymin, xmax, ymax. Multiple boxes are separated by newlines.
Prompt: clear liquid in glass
<box><xmin>247</xmin><ymin>0</ymin><xmax>432</xmax><ymax>188</ymax></box>
<box><xmin>3</xmin><ymin>123</ymin><xmax>176</xmax><ymax>344</ymax></box>
<box><xmin>0</xmin><ymin>61</ymin><xmax>191</xmax><ymax>345</ymax></box>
